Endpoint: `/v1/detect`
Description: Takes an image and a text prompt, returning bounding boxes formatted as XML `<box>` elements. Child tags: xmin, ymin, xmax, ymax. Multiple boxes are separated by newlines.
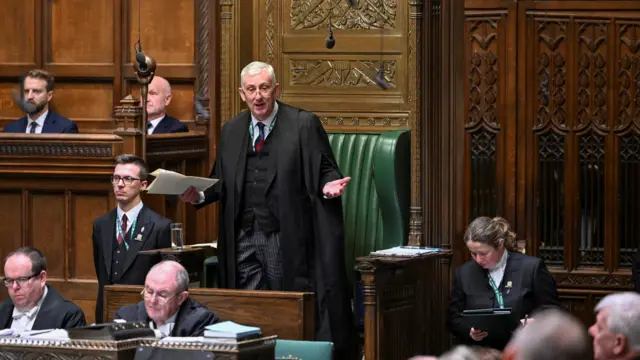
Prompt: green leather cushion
<box><xmin>275</xmin><ymin>339</ymin><xmax>333</xmax><ymax>360</ymax></box>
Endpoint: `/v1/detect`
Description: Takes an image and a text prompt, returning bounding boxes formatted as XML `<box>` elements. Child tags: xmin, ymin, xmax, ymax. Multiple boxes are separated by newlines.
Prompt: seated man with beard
<box><xmin>3</xmin><ymin>69</ymin><xmax>78</xmax><ymax>134</ymax></box>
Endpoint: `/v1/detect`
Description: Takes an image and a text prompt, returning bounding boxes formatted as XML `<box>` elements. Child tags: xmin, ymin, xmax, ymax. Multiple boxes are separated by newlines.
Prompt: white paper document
<box><xmin>146</xmin><ymin>169</ymin><xmax>218</xmax><ymax>195</ymax></box>
<box><xmin>370</xmin><ymin>246</ymin><xmax>443</xmax><ymax>257</ymax></box>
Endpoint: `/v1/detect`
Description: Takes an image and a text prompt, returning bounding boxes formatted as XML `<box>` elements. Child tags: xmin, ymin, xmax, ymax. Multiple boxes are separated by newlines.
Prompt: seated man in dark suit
<box><xmin>0</xmin><ymin>247</ymin><xmax>86</xmax><ymax>332</ymax></box>
<box><xmin>115</xmin><ymin>260</ymin><xmax>219</xmax><ymax>337</ymax></box>
<box><xmin>3</xmin><ymin>69</ymin><xmax>78</xmax><ymax>134</ymax></box>
<box><xmin>145</xmin><ymin>76</ymin><xmax>188</xmax><ymax>134</ymax></box>
<box><xmin>92</xmin><ymin>154</ymin><xmax>172</xmax><ymax>323</ymax></box>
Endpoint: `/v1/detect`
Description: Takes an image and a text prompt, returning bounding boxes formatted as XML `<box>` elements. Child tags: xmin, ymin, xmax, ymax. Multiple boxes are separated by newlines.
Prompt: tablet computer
<box><xmin>462</xmin><ymin>307</ymin><xmax>518</xmax><ymax>334</ymax></box>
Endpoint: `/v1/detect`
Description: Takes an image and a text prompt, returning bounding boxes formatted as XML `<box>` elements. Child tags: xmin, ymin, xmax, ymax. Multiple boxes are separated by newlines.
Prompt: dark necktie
<box><xmin>254</xmin><ymin>122</ymin><xmax>265</xmax><ymax>152</ymax></box>
<box><xmin>117</xmin><ymin>214</ymin><xmax>128</xmax><ymax>245</ymax></box>
<box><xmin>29</xmin><ymin>122</ymin><xmax>37</xmax><ymax>134</ymax></box>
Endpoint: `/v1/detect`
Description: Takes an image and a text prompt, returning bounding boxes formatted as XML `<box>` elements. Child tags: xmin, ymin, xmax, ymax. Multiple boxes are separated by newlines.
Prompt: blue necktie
<box><xmin>254</xmin><ymin>122</ymin><xmax>265</xmax><ymax>152</ymax></box>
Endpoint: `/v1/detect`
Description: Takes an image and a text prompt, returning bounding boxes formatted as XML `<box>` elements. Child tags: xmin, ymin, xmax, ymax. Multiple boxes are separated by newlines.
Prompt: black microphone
<box><xmin>135</xmin><ymin>50</ymin><xmax>148</xmax><ymax>72</ymax></box>
<box><xmin>325</xmin><ymin>24</ymin><xmax>335</xmax><ymax>49</ymax></box>
<box><xmin>374</xmin><ymin>65</ymin><xmax>390</xmax><ymax>90</ymax></box>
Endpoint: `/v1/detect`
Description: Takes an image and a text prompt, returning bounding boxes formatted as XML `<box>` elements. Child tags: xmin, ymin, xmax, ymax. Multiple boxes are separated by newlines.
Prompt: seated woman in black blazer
<box><xmin>447</xmin><ymin>216</ymin><xmax>560</xmax><ymax>350</ymax></box>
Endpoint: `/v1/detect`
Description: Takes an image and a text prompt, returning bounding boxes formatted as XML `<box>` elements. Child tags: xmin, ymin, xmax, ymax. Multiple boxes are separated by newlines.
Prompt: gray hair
<box><xmin>149</xmin><ymin>260</ymin><xmax>189</xmax><ymax>293</ymax></box>
<box><xmin>508</xmin><ymin>309</ymin><xmax>590</xmax><ymax>360</ymax></box>
<box><xmin>595</xmin><ymin>292</ymin><xmax>640</xmax><ymax>352</ymax></box>
<box><xmin>240</xmin><ymin>61</ymin><xmax>276</xmax><ymax>88</ymax></box>
<box><xmin>440</xmin><ymin>345</ymin><xmax>480</xmax><ymax>360</ymax></box>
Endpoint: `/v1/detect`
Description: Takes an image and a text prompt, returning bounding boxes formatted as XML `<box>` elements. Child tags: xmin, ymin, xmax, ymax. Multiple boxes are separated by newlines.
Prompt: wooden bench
<box><xmin>104</xmin><ymin>285</ymin><xmax>315</xmax><ymax>340</ymax></box>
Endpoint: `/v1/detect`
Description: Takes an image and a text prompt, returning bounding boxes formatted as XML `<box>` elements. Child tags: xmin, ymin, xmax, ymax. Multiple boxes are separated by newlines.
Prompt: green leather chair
<box><xmin>328</xmin><ymin>130</ymin><xmax>411</xmax><ymax>285</ymax></box>
<box><xmin>275</xmin><ymin>339</ymin><xmax>333</xmax><ymax>360</ymax></box>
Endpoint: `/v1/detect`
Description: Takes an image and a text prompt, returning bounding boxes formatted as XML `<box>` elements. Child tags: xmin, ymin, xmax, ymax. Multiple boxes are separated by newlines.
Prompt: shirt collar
<box><xmin>489</xmin><ymin>250</ymin><xmax>509</xmax><ymax>273</ymax></box>
<box><xmin>117</xmin><ymin>201</ymin><xmax>144</xmax><ymax>223</ymax></box>
<box><xmin>148</xmin><ymin>115</ymin><xmax>166</xmax><ymax>133</ymax></box>
<box><xmin>251</xmin><ymin>101</ymin><xmax>279</xmax><ymax>129</ymax></box>
<box><xmin>12</xmin><ymin>285</ymin><xmax>48</xmax><ymax>318</ymax></box>
<box><xmin>27</xmin><ymin>110</ymin><xmax>48</xmax><ymax>128</ymax></box>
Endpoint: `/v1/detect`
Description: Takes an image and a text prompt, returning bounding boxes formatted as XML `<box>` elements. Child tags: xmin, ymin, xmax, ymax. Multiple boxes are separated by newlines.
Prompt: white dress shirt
<box><xmin>147</xmin><ymin>115</ymin><xmax>165</xmax><ymax>135</ymax></box>
<box><xmin>250</xmin><ymin>102</ymin><xmax>278</xmax><ymax>149</ymax></box>
<box><xmin>115</xmin><ymin>201</ymin><xmax>144</xmax><ymax>237</ymax></box>
<box><xmin>489</xmin><ymin>250</ymin><xmax>509</xmax><ymax>287</ymax></box>
<box><xmin>26</xmin><ymin>110</ymin><xmax>48</xmax><ymax>134</ymax></box>
<box><xmin>11</xmin><ymin>286</ymin><xmax>48</xmax><ymax>333</ymax></box>
<box><xmin>153</xmin><ymin>312</ymin><xmax>177</xmax><ymax>337</ymax></box>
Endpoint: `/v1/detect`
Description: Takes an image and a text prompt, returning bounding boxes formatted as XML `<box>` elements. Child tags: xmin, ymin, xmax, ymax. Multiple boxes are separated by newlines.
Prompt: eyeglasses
<box><xmin>110</xmin><ymin>175</ymin><xmax>141</xmax><ymax>185</ymax></box>
<box><xmin>4</xmin><ymin>273</ymin><xmax>39</xmax><ymax>288</ymax></box>
<box><xmin>242</xmin><ymin>86</ymin><xmax>273</xmax><ymax>98</ymax></box>
<box><xmin>141</xmin><ymin>288</ymin><xmax>180</xmax><ymax>304</ymax></box>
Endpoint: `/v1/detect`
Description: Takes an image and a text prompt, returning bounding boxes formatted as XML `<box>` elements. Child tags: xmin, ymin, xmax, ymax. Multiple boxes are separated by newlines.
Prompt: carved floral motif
<box><xmin>290</xmin><ymin>60</ymin><xmax>396</xmax><ymax>88</ymax></box>
<box><xmin>291</xmin><ymin>0</ymin><xmax>396</xmax><ymax>30</ymax></box>
<box><xmin>536</xmin><ymin>21</ymin><xmax>568</xmax><ymax>131</ymax></box>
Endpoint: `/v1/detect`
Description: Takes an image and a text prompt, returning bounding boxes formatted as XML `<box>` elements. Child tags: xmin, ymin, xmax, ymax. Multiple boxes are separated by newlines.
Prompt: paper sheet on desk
<box><xmin>146</xmin><ymin>169</ymin><xmax>218</xmax><ymax>195</ymax></box>
<box><xmin>370</xmin><ymin>246</ymin><xmax>443</xmax><ymax>257</ymax></box>
<box><xmin>19</xmin><ymin>329</ymin><xmax>69</xmax><ymax>341</ymax></box>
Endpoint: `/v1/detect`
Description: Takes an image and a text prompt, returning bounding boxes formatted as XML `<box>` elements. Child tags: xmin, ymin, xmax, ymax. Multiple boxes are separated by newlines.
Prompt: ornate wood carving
<box><xmin>408</xmin><ymin>0</ymin><xmax>423</xmax><ymax>246</ymax></box>
<box><xmin>0</xmin><ymin>143</ymin><xmax>112</xmax><ymax>157</ymax></box>
<box><xmin>319</xmin><ymin>115</ymin><xmax>408</xmax><ymax>127</ymax></box>
<box><xmin>576</xmin><ymin>21</ymin><xmax>609</xmax><ymax>132</ymax></box>
<box><xmin>290</xmin><ymin>0</ymin><xmax>397</xmax><ymax>30</ymax></box>
<box><xmin>219</xmin><ymin>0</ymin><xmax>234</xmax><ymax>124</ymax></box>
<box><xmin>290</xmin><ymin>60</ymin><xmax>396</xmax><ymax>87</ymax></box>
<box><xmin>618</xmin><ymin>24</ymin><xmax>640</xmax><ymax>130</ymax></box>
<box><xmin>195</xmin><ymin>0</ymin><xmax>210</xmax><ymax>125</ymax></box>
<box><xmin>266</xmin><ymin>0</ymin><xmax>276</xmax><ymax>65</ymax></box>
<box><xmin>553</xmin><ymin>272</ymin><xmax>633</xmax><ymax>288</ymax></box>
<box><xmin>535</xmin><ymin>20</ymin><xmax>569</xmax><ymax>131</ymax></box>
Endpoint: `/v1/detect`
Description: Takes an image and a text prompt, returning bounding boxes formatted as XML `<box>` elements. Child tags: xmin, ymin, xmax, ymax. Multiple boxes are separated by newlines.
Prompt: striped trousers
<box><xmin>236</xmin><ymin>220</ymin><xmax>283</xmax><ymax>290</ymax></box>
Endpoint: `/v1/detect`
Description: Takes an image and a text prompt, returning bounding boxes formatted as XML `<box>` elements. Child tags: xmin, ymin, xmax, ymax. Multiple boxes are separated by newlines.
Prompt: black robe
<box><xmin>198</xmin><ymin>101</ymin><xmax>354</xmax><ymax>357</ymax></box>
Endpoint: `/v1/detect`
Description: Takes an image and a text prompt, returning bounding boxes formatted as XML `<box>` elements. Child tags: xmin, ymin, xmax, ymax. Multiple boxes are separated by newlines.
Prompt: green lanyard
<box><xmin>116</xmin><ymin>216</ymin><xmax>137</xmax><ymax>251</ymax></box>
<box><xmin>487</xmin><ymin>274</ymin><xmax>505</xmax><ymax>309</ymax></box>
<box><xmin>248</xmin><ymin>117</ymin><xmax>277</xmax><ymax>140</ymax></box>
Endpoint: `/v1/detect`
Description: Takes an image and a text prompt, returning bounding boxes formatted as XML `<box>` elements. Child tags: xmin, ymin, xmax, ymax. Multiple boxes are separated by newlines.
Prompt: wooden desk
<box><xmin>0</xmin><ymin>336</ymin><xmax>276</xmax><ymax>360</ymax></box>
<box><xmin>0</xmin><ymin>337</ymin><xmax>151</xmax><ymax>360</ymax></box>
<box><xmin>105</xmin><ymin>285</ymin><xmax>315</xmax><ymax>341</ymax></box>
<box><xmin>141</xmin><ymin>336</ymin><xmax>276</xmax><ymax>360</ymax></box>
<box><xmin>356</xmin><ymin>251</ymin><xmax>453</xmax><ymax>360</ymax></box>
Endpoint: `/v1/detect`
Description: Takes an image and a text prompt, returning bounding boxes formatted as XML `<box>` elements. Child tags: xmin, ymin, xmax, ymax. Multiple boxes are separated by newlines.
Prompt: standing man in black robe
<box><xmin>180</xmin><ymin>61</ymin><xmax>354</xmax><ymax>358</ymax></box>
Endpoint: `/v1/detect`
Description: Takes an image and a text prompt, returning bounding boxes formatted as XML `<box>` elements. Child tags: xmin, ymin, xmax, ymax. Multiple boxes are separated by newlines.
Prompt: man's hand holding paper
<box><xmin>146</xmin><ymin>169</ymin><xmax>218</xmax><ymax>195</ymax></box>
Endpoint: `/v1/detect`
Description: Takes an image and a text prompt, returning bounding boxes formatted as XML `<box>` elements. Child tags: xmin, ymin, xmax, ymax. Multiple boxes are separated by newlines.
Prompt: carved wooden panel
<box><xmin>0</xmin><ymin>192</ymin><xmax>23</xmax><ymax>255</ymax></box>
<box><xmin>49</xmin><ymin>0</ymin><xmax>114</xmax><ymax>64</ymax></box>
<box><xmin>30</xmin><ymin>193</ymin><xmax>66</xmax><ymax>278</ymax></box>
<box><xmin>0</xmin><ymin>0</ymin><xmax>36</xmax><ymax>66</ymax></box>
<box><xmin>51</xmin><ymin>83</ymin><xmax>114</xmax><ymax>131</ymax></box>
<box><xmin>127</xmin><ymin>0</ymin><xmax>195</xmax><ymax>64</ymax></box>
<box><xmin>71</xmin><ymin>193</ymin><xmax>111</xmax><ymax>280</ymax></box>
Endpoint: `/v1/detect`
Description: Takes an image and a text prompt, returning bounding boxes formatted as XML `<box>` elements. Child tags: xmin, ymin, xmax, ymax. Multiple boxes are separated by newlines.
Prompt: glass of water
<box><xmin>170</xmin><ymin>223</ymin><xmax>183</xmax><ymax>249</ymax></box>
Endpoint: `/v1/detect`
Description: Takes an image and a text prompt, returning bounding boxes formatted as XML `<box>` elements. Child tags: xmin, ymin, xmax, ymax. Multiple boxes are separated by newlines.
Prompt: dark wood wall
<box><xmin>462</xmin><ymin>0</ymin><xmax>640</xmax><ymax>327</ymax></box>
<box><xmin>0</xmin><ymin>0</ymin><xmax>216</xmax><ymax>133</ymax></box>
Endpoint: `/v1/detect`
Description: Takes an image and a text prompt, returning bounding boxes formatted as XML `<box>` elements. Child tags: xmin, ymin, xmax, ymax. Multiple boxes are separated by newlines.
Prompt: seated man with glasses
<box><xmin>114</xmin><ymin>260</ymin><xmax>219</xmax><ymax>337</ymax></box>
<box><xmin>0</xmin><ymin>247</ymin><xmax>86</xmax><ymax>332</ymax></box>
<box><xmin>92</xmin><ymin>154</ymin><xmax>172</xmax><ymax>324</ymax></box>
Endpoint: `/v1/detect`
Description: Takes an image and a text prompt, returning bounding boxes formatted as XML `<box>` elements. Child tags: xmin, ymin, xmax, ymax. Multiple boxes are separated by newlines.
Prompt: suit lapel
<box><xmin>0</xmin><ymin>301</ymin><xmax>14</xmax><ymax>329</ymax></box>
<box><xmin>102</xmin><ymin>210</ymin><xmax>117</xmax><ymax>276</ymax></box>
<box><xmin>501</xmin><ymin>253</ymin><xmax>522</xmax><ymax>297</ymax></box>
<box><xmin>154</xmin><ymin>117</ymin><xmax>171</xmax><ymax>134</ymax></box>
<box><xmin>232</xmin><ymin>113</ymin><xmax>251</xmax><ymax>217</ymax></box>
<box><xmin>265</xmin><ymin>107</ymin><xmax>291</xmax><ymax>193</ymax></box>
<box><xmin>17</xmin><ymin>117</ymin><xmax>28</xmax><ymax>133</ymax></box>
<box><xmin>41</xmin><ymin>112</ymin><xmax>56</xmax><ymax>133</ymax></box>
<box><xmin>121</xmin><ymin>206</ymin><xmax>155</xmax><ymax>275</ymax></box>
<box><xmin>32</xmin><ymin>286</ymin><xmax>57</xmax><ymax>329</ymax></box>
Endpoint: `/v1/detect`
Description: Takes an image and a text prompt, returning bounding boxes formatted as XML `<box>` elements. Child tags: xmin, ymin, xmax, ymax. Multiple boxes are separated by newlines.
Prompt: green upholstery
<box><xmin>275</xmin><ymin>339</ymin><xmax>333</xmax><ymax>360</ymax></box>
<box><xmin>327</xmin><ymin>130</ymin><xmax>411</xmax><ymax>288</ymax></box>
